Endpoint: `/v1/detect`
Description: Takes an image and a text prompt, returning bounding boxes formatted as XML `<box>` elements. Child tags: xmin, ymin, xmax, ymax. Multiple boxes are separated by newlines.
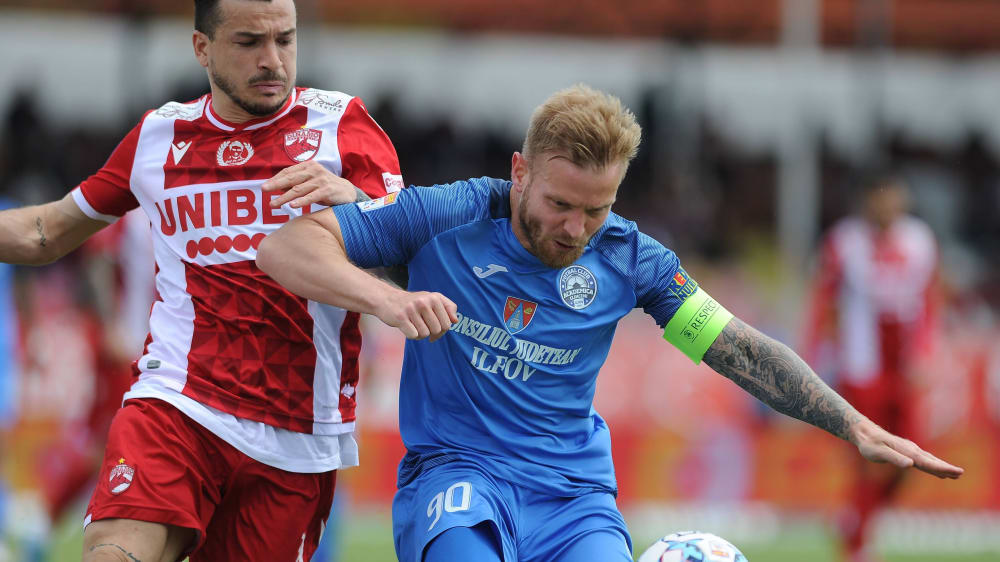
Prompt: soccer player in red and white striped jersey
<box><xmin>0</xmin><ymin>1</ymin><xmax>401</xmax><ymax>560</ymax></box>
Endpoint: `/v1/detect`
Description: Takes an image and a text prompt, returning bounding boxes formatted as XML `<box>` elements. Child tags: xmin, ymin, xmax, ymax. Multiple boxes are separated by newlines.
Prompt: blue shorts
<box><xmin>392</xmin><ymin>459</ymin><xmax>632</xmax><ymax>562</ymax></box>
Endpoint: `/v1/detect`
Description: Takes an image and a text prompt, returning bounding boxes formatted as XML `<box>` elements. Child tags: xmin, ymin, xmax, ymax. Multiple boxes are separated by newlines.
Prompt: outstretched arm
<box><xmin>256</xmin><ymin>209</ymin><xmax>454</xmax><ymax>340</ymax></box>
<box><xmin>702</xmin><ymin>316</ymin><xmax>963</xmax><ymax>479</ymax></box>
<box><xmin>0</xmin><ymin>193</ymin><xmax>108</xmax><ymax>265</ymax></box>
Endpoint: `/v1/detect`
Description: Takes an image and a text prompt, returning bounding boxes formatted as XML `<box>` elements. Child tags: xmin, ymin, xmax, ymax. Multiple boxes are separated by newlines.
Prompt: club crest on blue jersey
<box><xmin>667</xmin><ymin>267</ymin><xmax>699</xmax><ymax>300</ymax></box>
<box><xmin>558</xmin><ymin>265</ymin><xmax>597</xmax><ymax>310</ymax></box>
<box><xmin>503</xmin><ymin>297</ymin><xmax>538</xmax><ymax>334</ymax></box>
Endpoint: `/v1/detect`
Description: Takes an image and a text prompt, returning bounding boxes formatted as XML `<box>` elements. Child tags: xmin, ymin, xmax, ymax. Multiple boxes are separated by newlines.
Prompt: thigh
<box><xmin>520</xmin><ymin>490</ymin><xmax>632</xmax><ymax>562</ymax></box>
<box><xmin>392</xmin><ymin>462</ymin><xmax>514</xmax><ymax>562</ymax></box>
<box><xmin>190</xmin><ymin>462</ymin><xmax>336</xmax><ymax>562</ymax></box>
<box><xmin>423</xmin><ymin>522</ymin><xmax>503</xmax><ymax>562</ymax></box>
<box><xmin>84</xmin><ymin>399</ymin><xmax>222</xmax><ymax>558</ymax></box>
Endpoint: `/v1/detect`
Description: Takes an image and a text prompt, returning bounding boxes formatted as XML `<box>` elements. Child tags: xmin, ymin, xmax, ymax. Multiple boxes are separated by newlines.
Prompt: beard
<box><xmin>211</xmin><ymin>68</ymin><xmax>291</xmax><ymax>117</ymax></box>
<box><xmin>517</xmin><ymin>185</ymin><xmax>586</xmax><ymax>269</ymax></box>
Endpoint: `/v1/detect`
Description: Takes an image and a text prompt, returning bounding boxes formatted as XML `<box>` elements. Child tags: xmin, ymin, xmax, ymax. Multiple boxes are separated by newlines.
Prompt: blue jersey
<box><xmin>335</xmin><ymin>177</ymin><xmax>692</xmax><ymax>497</ymax></box>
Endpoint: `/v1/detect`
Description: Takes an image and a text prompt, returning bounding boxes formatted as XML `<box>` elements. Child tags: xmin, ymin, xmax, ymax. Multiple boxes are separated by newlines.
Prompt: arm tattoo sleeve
<box><xmin>702</xmin><ymin>317</ymin><xmax>864</xmax><ymax>441</ymax></box>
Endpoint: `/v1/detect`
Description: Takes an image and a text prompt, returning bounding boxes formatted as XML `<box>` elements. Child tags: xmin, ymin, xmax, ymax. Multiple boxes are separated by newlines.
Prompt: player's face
<box><xmin>865</xmin><ymin>182</ymin><xmax>909</xmax><ymax>230</ymax></box>
<box><xmin>511</xmin><ymin>152</ymin><xmax>624</xmax><ymax>269</ymax></box>
<box><xmin>194</xmin><ymin>0</ymin><xmax>297</xmax><ymax>121</ymax></box>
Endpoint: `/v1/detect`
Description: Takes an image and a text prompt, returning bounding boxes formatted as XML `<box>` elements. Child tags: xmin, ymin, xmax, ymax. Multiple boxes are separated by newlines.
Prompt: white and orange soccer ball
<box><xmin>637</xmin><ymin>531</ymin><xmax>748</xmax><ymax>562</ymax></box>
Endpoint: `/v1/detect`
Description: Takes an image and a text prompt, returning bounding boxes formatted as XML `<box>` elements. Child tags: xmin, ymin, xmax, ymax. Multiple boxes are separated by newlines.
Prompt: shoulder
<box><xmin>145</xmin><ymin>96</ymin><xmax>209</xmax><ymax>124</ymax></box>
<box><xmin>415</xmin><ymin>176</ymin><xmax>512</xmax><ymax>218</ymax></box>
<box><xmin>589</xmin><ymin>212</ymin><xmax>678</xmax><ymax>274</ymax></box>
<box><xmin>294</xmin><ymin>88</ymin><xmax>357</xmax><ymax>116</ymax></box>
<box><xmin>590</xmin><ymin>212</ymin><xmax>663</xmax><ymax>254</ymax></box>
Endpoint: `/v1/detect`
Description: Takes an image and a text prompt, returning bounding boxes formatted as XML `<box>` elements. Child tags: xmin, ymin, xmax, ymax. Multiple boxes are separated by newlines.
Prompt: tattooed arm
<box><xmin>0</xmin><ymin>192</ymin><xmax>107</xmax><ymax>265</ymax></box>
<box><xmin>703</xmin><ymin>316</ymin><xmax>964</xmax><ymax>479</ymax></box>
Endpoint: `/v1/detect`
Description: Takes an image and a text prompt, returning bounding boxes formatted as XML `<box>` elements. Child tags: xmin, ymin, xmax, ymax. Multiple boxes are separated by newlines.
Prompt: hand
<box><xmin>852</xmin><ymin>420</ymin><xmax>964</xmax><ymax>479</ymax></box>
<box><xmin>262</xmin><ymin>161</ymin><xmax>362</xmax><ymax>208</ymax></box>
<box><xmin>375</xmin><ymin>289</ymin><xmax>458</xmax><ymax>342</ymax></box>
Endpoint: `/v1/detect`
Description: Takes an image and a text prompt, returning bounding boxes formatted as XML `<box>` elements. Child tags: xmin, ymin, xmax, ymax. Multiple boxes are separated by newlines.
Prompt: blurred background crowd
<box><xmin>1</xmin><ymin>1</ymin><xmax>999</xmax><ymax>560</ymax></box>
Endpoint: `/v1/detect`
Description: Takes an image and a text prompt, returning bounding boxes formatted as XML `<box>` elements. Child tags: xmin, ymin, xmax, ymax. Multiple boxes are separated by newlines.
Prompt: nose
<box><xmin>259</xmin><ymin>40</ymin><xmax>282</xmax><ymax>71</ymax></box>
<box><xmin>562</xmin><ymin>211</ymin><xmax>586</xmax><ymax>240</ymax></box>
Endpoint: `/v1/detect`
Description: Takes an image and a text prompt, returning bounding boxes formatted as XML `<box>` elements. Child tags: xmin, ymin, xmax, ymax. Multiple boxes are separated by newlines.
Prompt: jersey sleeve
<box><xmin>633</xmin><ymin>232</ymin><xmax>733</xmax><ymax>364</ymax></box>
<box><xmin>333</xmin><ymin>177</ymin><xmax>508</xmax><ymax>268</ymax></box>
<box><xmin>71</xmin><ymin>117</ymin><xmax>144</xmax><ymax>223</ymax></box>
<box><xmin>337</xmin><ymin>97</ymin><xmax>403</xmax><ymax>199</ymax></box>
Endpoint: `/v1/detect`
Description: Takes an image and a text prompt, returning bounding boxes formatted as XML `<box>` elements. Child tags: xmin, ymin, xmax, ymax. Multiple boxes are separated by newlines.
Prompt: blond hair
<box><xmin>522</xmin><ymin>84</ymin><xmax>641</xmax><ymax>170</ymax></box>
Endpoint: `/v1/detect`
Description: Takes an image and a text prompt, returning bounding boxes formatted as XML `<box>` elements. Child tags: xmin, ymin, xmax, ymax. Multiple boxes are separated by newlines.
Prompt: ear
<box><xmin>193</xmin><ymin>31</ymin><xmax>211</xmax><ymax>69</ymax></box>
<box><xmin>511</xmin><ymin>152</ymin><xmax>528</xmax><ymax>193</ymax></box>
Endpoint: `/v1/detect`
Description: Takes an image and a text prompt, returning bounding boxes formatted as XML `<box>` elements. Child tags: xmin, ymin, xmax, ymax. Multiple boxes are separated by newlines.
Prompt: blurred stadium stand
<box><xmin>1</xmin><ymin>1</ymin><xmax>999</xmax><ymax>560</ymax></box>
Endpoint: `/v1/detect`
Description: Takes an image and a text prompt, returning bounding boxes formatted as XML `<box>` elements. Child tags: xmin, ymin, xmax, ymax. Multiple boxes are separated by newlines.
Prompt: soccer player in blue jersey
<box><xmin>257</xmin><ymin>85</ymin><xmax>964</xmax><ymax>562</ymax></box>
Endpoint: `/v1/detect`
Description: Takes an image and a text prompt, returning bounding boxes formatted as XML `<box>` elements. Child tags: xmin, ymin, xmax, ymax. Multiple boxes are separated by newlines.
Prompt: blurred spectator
<box><xmin>805</xmin><ymin>174</ymin><xmax>940</xmax><ymax>562</ymax></box>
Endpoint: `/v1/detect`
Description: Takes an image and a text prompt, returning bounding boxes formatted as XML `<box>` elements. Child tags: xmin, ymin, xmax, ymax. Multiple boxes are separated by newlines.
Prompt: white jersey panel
<box><xmin>309</xmin><ymin>300</ymin><xmax>348</xmax><ymax>431</ymax></box>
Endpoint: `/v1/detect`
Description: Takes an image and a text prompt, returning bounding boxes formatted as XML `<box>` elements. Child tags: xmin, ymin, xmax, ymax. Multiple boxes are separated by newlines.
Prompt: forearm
<box><xmin>703</xmin><ymin>317</ymin><xmax>866</xmax><ymax>442</ymax></box>
<box><xmin>0</xmin><ymin>204</ymin><xmax>48</xmax><ymax>264</ymax></box>
<box><xmin>256</xmin><ymin>210</ymin><xmax>400</xmax><ymax>315</ymax></box>
<box><xmin>0</xmin><ymin>194</ymin><xmax>102</xmax><ymax>265</ymax></box>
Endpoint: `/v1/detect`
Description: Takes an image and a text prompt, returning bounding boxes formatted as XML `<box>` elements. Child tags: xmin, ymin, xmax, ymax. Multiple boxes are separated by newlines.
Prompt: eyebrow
<box><xmin>233</xmin><ymin>28</ymin><xmax>296</xmax><ymax>39</ymax></box>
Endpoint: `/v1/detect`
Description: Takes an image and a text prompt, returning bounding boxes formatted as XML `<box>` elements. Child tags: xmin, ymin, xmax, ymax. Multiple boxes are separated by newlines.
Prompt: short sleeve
<box><xmin>633</xmin><ymin>232</ymin><xmax>687</xmax><ymax>327</ymax></box>
<box><xmin>337</xmin><ymin>97</ymin><xmax>403</xmax><ymax>199</ymax></box>
<box><xmin>72</xmin><ymin>116</ymin><xmax>144</xmax><ymax>222</ymax></box>
<box><xmin>631</xmin><ymin>232</ymin><xmax>732</xmax><ymax>363</ymax></box>
<box><xmin>333</xmin><ymin>177</ymin><xmax>509</xmax><ymax>268</ymax></box>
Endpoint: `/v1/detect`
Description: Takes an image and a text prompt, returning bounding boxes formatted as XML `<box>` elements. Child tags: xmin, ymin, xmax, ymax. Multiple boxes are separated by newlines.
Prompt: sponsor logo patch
<box><xmin>283</xmin><ymin>128</ymin><xmax>322</xmax><ymax>162</ymax></box>
<box><xmin>668</xmin><ymin>267</ymin><xmax>699</xmax><ymax>300</ymax></box>
<box><xmin>381</xmin><ymin>172</ymin><xmax>404</xmax><ymax>193</ymax></box>
<box><xmin>108</xmin><ymin>458</ymin><xmax>135</xmax><ymax>495</ymax></box>
<box><xmin>216</xmin><ymin>139</ymin><xmax>254</xmax><ymax>166</ymax></box>
<box><xmin>357</xmin><ymin>191</ymin><xmax>399</xmax><ymax>212</ymax></box>
<box><xmin>558</xmin><ymin>265</ymin><xmax>597</xmax><ymax>310</ymax></box>
<box><xmin>503</xmin><ymin>297</ymin><xmax>538</xmax><ymax>334</ymax></box>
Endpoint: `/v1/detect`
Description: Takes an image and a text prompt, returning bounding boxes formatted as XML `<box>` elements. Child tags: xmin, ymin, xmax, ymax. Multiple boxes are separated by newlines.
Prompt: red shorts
<box><xmin>839</xmin><ymin>370</ymin><xmax>913</xmax><ymax>438</ymax></box>
<box><xmin>85</xmin><ymin>398</ymin><xmax>336</xmax><ymax>561</ymax></box>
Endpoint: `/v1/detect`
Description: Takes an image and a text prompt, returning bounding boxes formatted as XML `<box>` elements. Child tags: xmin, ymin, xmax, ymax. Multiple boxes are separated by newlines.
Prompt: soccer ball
<box><xmin>637</xmin><ymin>531</ymin><xmax>748</xmax><ymax>562</ymax></box>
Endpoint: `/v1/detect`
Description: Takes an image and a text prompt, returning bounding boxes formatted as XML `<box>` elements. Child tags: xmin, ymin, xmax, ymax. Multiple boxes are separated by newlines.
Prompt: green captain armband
<box><xmin>663</xmin><ymin>287</ymin><xmax>734</xmax><ymax>364</ymax></box>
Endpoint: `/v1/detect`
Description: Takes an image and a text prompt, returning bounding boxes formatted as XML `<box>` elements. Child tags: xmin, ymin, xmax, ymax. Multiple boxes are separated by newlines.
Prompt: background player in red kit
<box><xmin>806</xmin><ymin>175</ymin><xmax>939</xmax><ymax>562</ymax></box>
<box><xmin>0</xmin><ymin>0</ymin><xmax>402</xmax><ymax>560</ymax></box>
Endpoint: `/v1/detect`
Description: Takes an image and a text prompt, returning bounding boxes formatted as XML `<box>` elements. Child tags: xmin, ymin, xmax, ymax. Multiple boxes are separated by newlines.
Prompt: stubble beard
<box><xmin>211</xmin><ymin>68</ymin><xmax>291</xmax><ymax>117</ymax></box>
<box><xmin>517</xmin><ymin>187</ymin><xmax>584</xmax><ymax>269</ymax></box>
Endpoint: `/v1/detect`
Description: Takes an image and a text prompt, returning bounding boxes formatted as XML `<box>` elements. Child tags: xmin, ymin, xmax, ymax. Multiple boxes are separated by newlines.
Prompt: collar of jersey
<box><xmin>203</xmin><ymin>88</ymin><xmax>300</xmax><ymax>133</ymax></box>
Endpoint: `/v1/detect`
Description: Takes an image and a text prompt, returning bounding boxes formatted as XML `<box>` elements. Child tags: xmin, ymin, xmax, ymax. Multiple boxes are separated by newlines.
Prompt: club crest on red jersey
<box><xmin>216</xmin><ymin>139</ymin><xmax>255</xmax><ymax>166</ymax></box>
<box><xmin>503</xmin><ymin>297</ymin><xmax>538</xmax><ymax>334</ymax></box>
<box><xmin>283</xmin><ymin>128</ymin><xmax>323</xmax><ymax>162</ymax></box>
<box><xmin>108</xmin><ymin>458</ymin><xmax>135</xmax><ymax>495</ymax></box>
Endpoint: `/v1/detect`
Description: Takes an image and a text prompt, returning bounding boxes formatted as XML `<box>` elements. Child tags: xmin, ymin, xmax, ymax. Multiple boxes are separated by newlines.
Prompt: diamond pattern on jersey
<box><xmin>179</xmin><ymin>260</ymin><xmax>319</xmax><ymax>433</ymax></box>
<box><xmin>164</xmin><ymin>107</ymin><xmax>309</xmax><ymax>189</ymax></box>
<box><xmin>337</xmin><ymin>311</ymin><xmax>361</xmax><ymax>419</ymax></box>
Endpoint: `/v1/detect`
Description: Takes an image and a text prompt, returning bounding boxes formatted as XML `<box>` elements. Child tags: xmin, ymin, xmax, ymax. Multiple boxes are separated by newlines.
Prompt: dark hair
<box><xmin>194</xmin><ymin>0</ymin><xmax>272</xmax><ymax>39</ymax></box>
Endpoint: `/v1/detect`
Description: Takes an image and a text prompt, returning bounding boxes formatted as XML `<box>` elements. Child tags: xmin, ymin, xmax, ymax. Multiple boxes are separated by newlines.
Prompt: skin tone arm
<box><xmin>702</xmin><ymin>317</ymin><xmax>964</xmax><ymax>479</ymax></box>
<box><xmin>256</xmin><ymin>209</ymin><xmax>453</xmax><ymax>339</ymax></box>
<box><xmin>0</xmin><ymin>192</ymin><xmax>108</xmax><ymax>265</ymax></box>
<box><xmin>262</xmin><ymin>160</ymin><xmax>372</xmax><ymax>208</ymax></box>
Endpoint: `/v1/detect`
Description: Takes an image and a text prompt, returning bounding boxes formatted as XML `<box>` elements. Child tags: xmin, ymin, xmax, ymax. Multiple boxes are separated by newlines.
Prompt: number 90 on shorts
<box><xmin>427</xmin><ymin>481</ymin><xmax>472</xmax><ymax>530</ymax></box>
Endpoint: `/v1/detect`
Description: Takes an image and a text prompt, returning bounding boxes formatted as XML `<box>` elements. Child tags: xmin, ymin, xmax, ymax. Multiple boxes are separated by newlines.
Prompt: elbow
<box><xmin>255</xmin><ymin>234</ymin><xmax>280</xmax><ymax>277</ymax></box>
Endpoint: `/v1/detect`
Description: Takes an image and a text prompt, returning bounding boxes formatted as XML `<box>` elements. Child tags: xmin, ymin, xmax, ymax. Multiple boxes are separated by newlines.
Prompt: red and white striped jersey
<box><xmin>806</xmin><ymin>215</ymin><xmax>938</xmax><ymax>384</ymax></box>
<box><xmin>72</xmin><ymin>88</ymin><xmax>401</xmax><ymax>440</ymax></box>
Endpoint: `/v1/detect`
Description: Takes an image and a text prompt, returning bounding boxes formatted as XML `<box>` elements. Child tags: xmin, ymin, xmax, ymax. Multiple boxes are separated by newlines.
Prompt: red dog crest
<box><xmin>108</xmin><ymin>458</ymin><xmax>135</xmax><ymax>495</ymax></box>
<box><xmin>503</xmin><ymin>297</ymin><xmax>538</xmax><ymax>334</ymax></box>
<box><xmin>284</xmin><ymin>128</ymin><xmax>323</xmax><ymax>162</ymax></box>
